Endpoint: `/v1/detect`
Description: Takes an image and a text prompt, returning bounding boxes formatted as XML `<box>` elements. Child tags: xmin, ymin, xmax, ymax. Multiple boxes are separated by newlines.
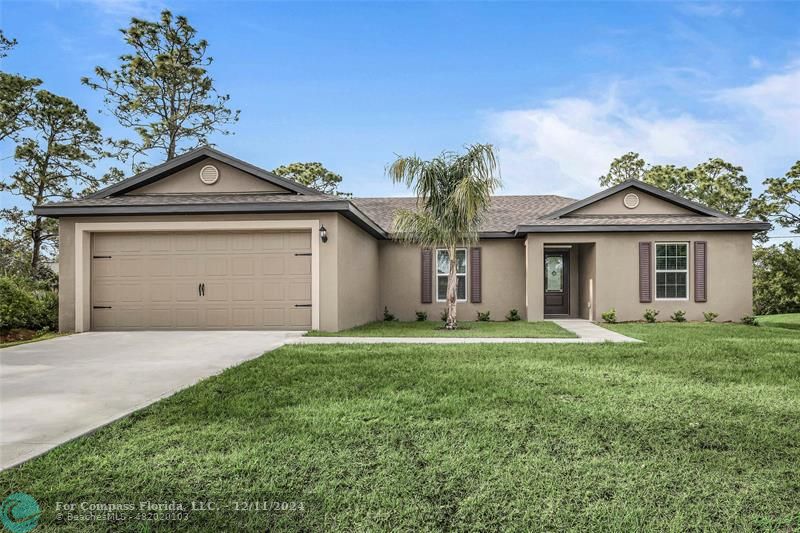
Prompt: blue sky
<box><xmin>2</xmin><ymin>1</ymin><xmax>799</xmax><ymax>210</ymax></box>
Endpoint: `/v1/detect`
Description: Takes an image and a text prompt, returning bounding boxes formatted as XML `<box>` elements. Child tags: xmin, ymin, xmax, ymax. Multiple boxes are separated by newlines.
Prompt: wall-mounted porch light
<box><xmin>319</xmin><ymin>224</ymin><xmax>328</xmax><ymax>243</ymax></box>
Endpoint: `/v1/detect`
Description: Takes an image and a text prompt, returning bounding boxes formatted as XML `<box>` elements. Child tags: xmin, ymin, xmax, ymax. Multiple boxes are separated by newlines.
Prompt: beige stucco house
<box><xmin>35</xmin><ymin>147</ymin><xmax>769</xmax><ymax>332</ymax></box>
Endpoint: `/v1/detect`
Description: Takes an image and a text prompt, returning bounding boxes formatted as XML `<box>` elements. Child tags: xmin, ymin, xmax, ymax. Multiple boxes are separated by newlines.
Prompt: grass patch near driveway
<box><xmin>2</xmin><ymin>322</ymin><xmax>799</xmax><ymax>530</ymax></box>
<box><xmin>757</xmin><ymin>312</ymin><xmax>800</xmax><ymax>330</ymax></box>
<box><xmin>305</xmin><ymin>319</ymin><xmax>575</xmax><ymax>337</ymax></box>
<box><xmin>0</xmin><ymin>330</ymin><xmax>61</xmax><ymax>349</ymax></box>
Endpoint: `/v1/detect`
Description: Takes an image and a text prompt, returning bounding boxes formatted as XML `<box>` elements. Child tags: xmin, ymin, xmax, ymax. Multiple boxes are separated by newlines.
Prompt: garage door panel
<box><xmin>147</xmin><ymin>257</ymin><xmax>172</xmax><ymax>277</ymax></box>
<box><xmin>231</xmin><ymin>256</ymin><xmax>255</xmax><ymax>276</ymax></box>
<box><xmin>288</xmin><ymin>307</ymin><xmax>312</xmax><ymax>327</ymax></box>
<box><xmin>262</xmin><ymin>256</ymin><xmax>285</xmax><ymax>275</ymax></box>
<box><xmin>232</xmin><ymin>282</ymin><xmax>256</xmax><ymax>302</ymax></box>
<box><xmin>174</xmin><ymin>256</ymin><xmax>199</xmax><ymax>276</ymax></box>
<box><xmin>286</xmin><ymin>255</ymin><xmax>311</xmax><ymax>275</ymax></box>
<box><xmin>286</xmin><ymin>282</ymin><xmax>311</xmax><ymax>301</ymax></box>
<box><xmin>92</xmin><ymin>231</ymin><xmax>312</xmax><ymax>330</ymax></box>
<box><xmin>204</xmin><ymin>282</ymin><xmax>228</xmax><ymax>301</ymax></box>
<box><xmin>288</xmin><ymin>232</ymin><xmax>311</xmax><ymax>250</ymax></box>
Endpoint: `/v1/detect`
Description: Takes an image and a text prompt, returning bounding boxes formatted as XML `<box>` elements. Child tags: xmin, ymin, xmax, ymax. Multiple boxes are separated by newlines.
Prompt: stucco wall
<box><xmin>378</xmin><ymin>239</ymin><xmax>527</xmax><ymax>322</ymax></box>
<box><xmin>131</xmin><ymin>158</ymin><xmax>288</xmax><ymax>194</ymax></box>
<box><xmin>526</xmin><ymin>231</ymin><xmax>754</xmax><ymax>322</ymax></box>
<box><xmin>57</xmin><ymin>212</ymin><xmax>342</xmax><ymax>332</ymax></box>
<box><xmin>336</xmin><ymin>215</ymin><xmax>380</xmax><ymax>330</ymax></box>
<box><xmin>569</xmin><ymin>190</ymin><xmax>695</xmax><ymax>216</ymax></box>
<box><xmin>577</xmin><ymin>243</ymin><xmax>596</xmax><ymax>321</ymax></box>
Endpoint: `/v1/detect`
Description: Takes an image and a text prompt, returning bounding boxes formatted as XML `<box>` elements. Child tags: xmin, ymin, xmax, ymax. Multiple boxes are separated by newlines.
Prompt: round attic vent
<box><xmin>199</xmin><ymin>164</ymin><xmax>219</xmax><ymax>185</ymax></box>
<box><xmin>623</xmin><ymin>192</ymin><xmax>640</xmax><ymax>209</ymax></box>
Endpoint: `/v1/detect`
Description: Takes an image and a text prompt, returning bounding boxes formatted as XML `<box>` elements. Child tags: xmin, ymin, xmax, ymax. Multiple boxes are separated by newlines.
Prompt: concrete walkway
<box><xmin>290</xmin><ymin>320</ymin><xmax>641</xmax><ymax>345</ymax></box>
<box><xmin>0</xmin><ymin>331</ymin><xmax>303</xmax><ymax>470</ymax></box>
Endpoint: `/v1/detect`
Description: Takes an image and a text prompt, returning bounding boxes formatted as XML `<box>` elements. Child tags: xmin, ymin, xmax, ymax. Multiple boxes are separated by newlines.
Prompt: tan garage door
<box><xmin>91</xmin><ymin>231</ymin><xmax>312</xmax><ymax>330</ymax></box>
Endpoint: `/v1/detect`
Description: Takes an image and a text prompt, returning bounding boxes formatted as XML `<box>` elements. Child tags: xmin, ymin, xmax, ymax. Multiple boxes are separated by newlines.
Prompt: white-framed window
<box><xmin>655</xmin><ymin>242</ymin><xmax>688</xmax><ymax>300</ymax></box>
<box><xmin>436</xmin><ymin>248</ymin><xmax>467</xmax><ymax>302</ymax></box>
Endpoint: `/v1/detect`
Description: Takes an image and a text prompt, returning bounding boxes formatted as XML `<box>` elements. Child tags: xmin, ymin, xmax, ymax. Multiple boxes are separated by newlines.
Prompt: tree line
<box><xmin>1</xmin><ymin>11</ymin><xmax>347</xmax><ymax>281</ymax></box>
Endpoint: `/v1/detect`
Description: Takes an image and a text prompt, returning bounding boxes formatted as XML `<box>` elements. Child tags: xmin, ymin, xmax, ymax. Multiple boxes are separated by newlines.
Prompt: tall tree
<box><xmin>0</xmin><ymin>31</ymin><xmax>42</xmax><ymax>142</ymax></box>
<box><xmin>753</xmin><ymin>242</ymin><xmax>800</xmax><ymax>315</ymax></box>
<box><xmin>0</xmin><ymin>91</ymin><xmax>108</xmax><ymax>274</ymax></box>
<box><xmin>598</xmin><ymin>154</ymin><xmax>752</xmax><ymax>217</ymax></box>
<box><xmin>272</xmin><ymin>162</ymin><xmax>350</xmax><ymax>196</ymax></box>
<box><xmin>751</xmin><ymin>161</ymin><xmax>800</xmax><ymax>234</ymax></box>
<box><xmin>388</xmin><ymin>144</ymin><xmax>500</xmax><ymax>329</ymax></box>
<box><xmin>82</xmin><ymin>10</ymin><xmax>239</xmax><ymax>167</ymax></box>
<box><xmin>598</xmin><ymin>152</ymin><xmax>647</xmax><ymax>187</ymax></box>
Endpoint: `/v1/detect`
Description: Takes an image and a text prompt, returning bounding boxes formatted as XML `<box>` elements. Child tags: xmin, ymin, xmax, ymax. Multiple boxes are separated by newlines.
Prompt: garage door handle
<box><xmin>294</xmin><ymin>253</ymin><xmax>312</xmax><ymax>256</ymax></box>
<box><xmin>93</xmin><ymin>306</ymin><xmax>112</xmax><ymax>309</ymax></box>
<box><xmin>198</xmin><ymin>283</ymin><xmax>205</xmax><ymax>296</ymax></box>
<box><xmin>92</xmin><ymin>255</ymin><xmax>112</xmax><ymax>259</ymax></box>
<box><xmin>294</xmin><ymin>304</ymin><xmax>312</xmax><ymax>308</ymax></box>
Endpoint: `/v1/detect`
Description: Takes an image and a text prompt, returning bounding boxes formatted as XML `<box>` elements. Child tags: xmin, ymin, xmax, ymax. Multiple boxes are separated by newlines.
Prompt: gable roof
<box><xmin>88</xmin><ymin>146</ymin><xmax>321</xmax><ymax>198</ymax></box>
<box><xmin>542</xmin><ymin>179</ymin><xmax>730</xmax><ymax>219</ymax></box>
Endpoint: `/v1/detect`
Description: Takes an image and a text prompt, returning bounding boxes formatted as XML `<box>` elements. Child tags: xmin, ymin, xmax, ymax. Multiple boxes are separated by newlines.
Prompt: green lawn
<box><xmin>757</xmin><ymin>312</ymin><xmax>800</xmax><ymax>330</ymax></box>
<box><xmin>306</xmin><ymin>320</ymin><xmax>575</xmax><ymax>337</ymax></box>
<box><xmin>2</xmin><ymin>322</ymin><xmax>799</xmax><ymax>530</ymax></box>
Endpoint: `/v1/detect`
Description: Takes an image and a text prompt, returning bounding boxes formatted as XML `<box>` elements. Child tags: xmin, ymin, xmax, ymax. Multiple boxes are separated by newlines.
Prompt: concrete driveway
<box><xmin>0</xmin><ymin>331</ymin><xmax>301</xmax><ymax>470</ymax></box>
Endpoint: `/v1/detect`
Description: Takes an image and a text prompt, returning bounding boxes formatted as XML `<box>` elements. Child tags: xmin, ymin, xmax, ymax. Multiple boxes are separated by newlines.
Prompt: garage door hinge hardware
<box><xmin>294</xmin><ymin>304</ymin><xmax>312</xmax><ymax>308</ymax></box>
<box><xmin>92</xmin><ymin>255</ymin><xmax>112</xmax><ymax>259</ymax></box>
<box><xmin>93</xmin><ymin>306</ymin><xmax>112</xmax><ymax>309</ymax></box>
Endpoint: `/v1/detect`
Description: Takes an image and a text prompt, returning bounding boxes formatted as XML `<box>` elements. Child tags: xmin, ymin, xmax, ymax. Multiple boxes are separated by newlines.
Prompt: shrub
<box><xmin>741</xmin><ymin>315</ymin><xmax>759</xmax><ymax>326</ymax></box>
<box><xmin>440</xmin><ymin>309</ymin><xmax>448</xmax><ymax>322</ymax></box>
<box><xmin>476</xmin><ymin>310</ymin><xmax>491</xmax><ymax>322</ymax></box>
<box><xmin>383</xmin><ymin>306</ymin><xmax>396</xmax><ymax>321</ymax></box>
<box><xmin>506</xmin><ymin>308</ymin><xmax>521</xmax><ymax>321</ymax></box>
<box><xmin>643</xmin><ymin>308</ymin><xmax>659</xmax><ymax>323</ymax></box>
<box><xmin>703</xmin><ymin>311</ymin><xmax>719</xmax><ymax>322</ymax></box>
<box><xmin>601</xmin><ymin>309</ymin><xmax>616</xmax><ymax>323</ymax></box>
<box><xmin>670</xmin><ymin>310</ymin><xmax>687</xmax><ymax>322</ymax></box>
<box><xmin>0</xmin><ymin>276</ymin><xmax>57</xmax><ymax>332</ymax></box>
<box><xmin>415</xmin><ymin>311</ymin><xmax>428</xmax><ymax>321</ymax></box>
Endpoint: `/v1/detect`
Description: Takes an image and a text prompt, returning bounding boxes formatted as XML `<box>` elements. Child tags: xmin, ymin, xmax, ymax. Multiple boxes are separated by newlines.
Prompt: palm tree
<box><xmin>388</xmin><ymin>144</ymin><xmax>500</xmax><ymax>329</ymax></box>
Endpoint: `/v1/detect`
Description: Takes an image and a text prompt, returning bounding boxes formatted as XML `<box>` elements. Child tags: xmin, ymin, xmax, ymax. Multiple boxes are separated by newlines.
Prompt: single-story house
<box><xmin>35</xmin><ymin>147</ymin><xmax>770</xmax><ymax>332</ymax></box>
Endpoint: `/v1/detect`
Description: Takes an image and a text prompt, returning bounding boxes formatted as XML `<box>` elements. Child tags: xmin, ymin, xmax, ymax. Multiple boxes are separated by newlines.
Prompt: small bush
<box><xmin>476</xmin><ymin>310</ymin><xmax>491</xmax><ymax>322</ymax></box>
<box><xmin>383</xmin><ymin>306</ymin><xmax>396</xmax><ymax>321</ymax></box>
<box><xmin>703</xmin><ymin>311</ymin><xmax>719</xmax><ymax>322</ymax></box>
<box><xmin>506</xmin><ymin>308</ymin><xmax>521</xmax><ymax>321</ymax></box>
<box><xmin>440</xmin><ymin>309</ymin><xmax>448</xmax><ymax>322</ymax></box>
<box><xmin>415</xmin><ymin>311</ymin><xmax>428</xmax><ymax>321</ymax></box>
<box><xmin>601</xmin><ymin>309</ymin><xmax>616</xmax><ymax>323</ymax></box>
<box><xmin>0</xmin><ymin>276</ymin><xmax>58</xmax><ymax>332</ymax></box>
<box><xmin>741</xmin><ymin>315</ymin><xmax>759</xmax><ymax>326</ymax></box>
<box><xmin>670</xmin><ymin>310</ymin><xmax>687</xmax><ymax>322</ymax></box>
<box><xmin>643</xmin><ymin>308</ymin><xmax>659</xmax><ymax>323</ymax></box>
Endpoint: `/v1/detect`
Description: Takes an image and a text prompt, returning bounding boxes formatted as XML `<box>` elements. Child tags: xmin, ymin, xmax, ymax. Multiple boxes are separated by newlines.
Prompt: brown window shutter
<box><xmin>470</xmin><ymin>247</ymin><xmax>482</xmax><ymax>303</ymax></box>
<box><xmin>421</xmin><ymin>248</ymin><xmax>432</xmax><ymax>304</ymax></box>
<box><xmin>694</xmin><ymin>241</ymin><xmax>707</xmax><ymax>302</ymax></box>
<box><xmin>639</xmin><ymin>242</ymin><xmax>652</xmax><ymax>303</ymax></box>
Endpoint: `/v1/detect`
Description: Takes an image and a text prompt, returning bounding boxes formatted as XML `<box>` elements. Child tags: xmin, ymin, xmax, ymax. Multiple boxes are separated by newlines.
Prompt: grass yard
<box><xmin>2</xmin><ymin>322</ymin><xmax>799</xmax><ymax>531</ymax></box>
<box><xmin>758</xmin><ymin>312</ymin><xmax>800</xmax><ymax>330</ymax></box>
<box><xmin>306</xmin><ymin>319</ymin><xmax>575</xmax><ymax>337</ymax></box>
<box><xmin>0</xmin><ymin>331</ymin><xmax>61</xmax><ymax>349</ymax></box>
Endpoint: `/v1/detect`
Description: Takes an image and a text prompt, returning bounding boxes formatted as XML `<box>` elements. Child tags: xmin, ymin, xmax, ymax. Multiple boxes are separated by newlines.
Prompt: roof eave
<box><xmin>515</xmin><ymin>222</ymin><xmax>771</xmax><ymax>233</ymax></box>
<box><xmin>34</xmin><ymin>200</ymin><xmax>389</xmax><ymax>240</ymax></box>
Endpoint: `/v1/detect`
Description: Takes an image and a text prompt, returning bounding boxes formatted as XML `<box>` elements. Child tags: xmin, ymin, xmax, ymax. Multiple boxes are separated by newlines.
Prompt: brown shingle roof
<box><xmin>352</xmin><ymin>195</ymin><xmax>576</xmax><ymax>234</ymax></box>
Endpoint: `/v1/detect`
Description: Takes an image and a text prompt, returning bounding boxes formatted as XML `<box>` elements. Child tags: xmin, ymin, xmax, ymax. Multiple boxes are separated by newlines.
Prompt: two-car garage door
<box><xmin>91</xmin><ymin>231</ymin><xmax>312</xmax><ymax>330</ymax></box>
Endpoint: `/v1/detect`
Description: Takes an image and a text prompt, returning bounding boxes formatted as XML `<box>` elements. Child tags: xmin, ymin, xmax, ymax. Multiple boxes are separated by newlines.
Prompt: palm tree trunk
<box><xmin>445</xmin><ymin>246</ymin><xmax>458</xmax><ymax>329</ymax></box>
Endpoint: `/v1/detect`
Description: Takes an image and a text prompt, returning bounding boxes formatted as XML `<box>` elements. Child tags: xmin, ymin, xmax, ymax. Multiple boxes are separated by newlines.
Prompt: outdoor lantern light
<box><xmin>319</xmin><ymin>224</ymin><xmax>328</xmax><ymax>243</ymax></box>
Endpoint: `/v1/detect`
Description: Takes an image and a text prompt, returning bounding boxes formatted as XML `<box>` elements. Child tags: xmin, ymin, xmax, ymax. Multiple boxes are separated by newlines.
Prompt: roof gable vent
<box><xmin>623</xmin><ymin>192</ymin><xmax>640</xmax><ymax>209</ymax></box>
<box><xmin>199</xmin><ymin>164</ymin><xmax>220</xmax><ymax>185</ymax></box>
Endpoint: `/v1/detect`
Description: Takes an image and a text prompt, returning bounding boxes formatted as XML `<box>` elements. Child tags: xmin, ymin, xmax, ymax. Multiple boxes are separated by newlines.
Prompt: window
<box><xmin>655</xmin><ymin>243</ymin><xmax>688</xmax><ymax>299</ymax></box>
<box><xmin>436</xmin><ymin>249</ymin><xmax>467</xmax><ymax>302</ymax></box>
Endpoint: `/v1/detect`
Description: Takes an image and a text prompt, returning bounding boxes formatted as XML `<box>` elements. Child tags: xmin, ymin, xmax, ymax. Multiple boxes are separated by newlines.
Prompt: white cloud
<box><xmin>80</xmin><ymin>0</ymin><xmax>164</xmax><ymax>22</ymax></box>
<box><xmin>676</xmin><ymin>2</ymin><xmax>744</xmax><ymax>18</ymax></box>
<box><xmin>486</xmin><ymin>65</ymin><xmax>800</xmax><ymax>198</ymax></box>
